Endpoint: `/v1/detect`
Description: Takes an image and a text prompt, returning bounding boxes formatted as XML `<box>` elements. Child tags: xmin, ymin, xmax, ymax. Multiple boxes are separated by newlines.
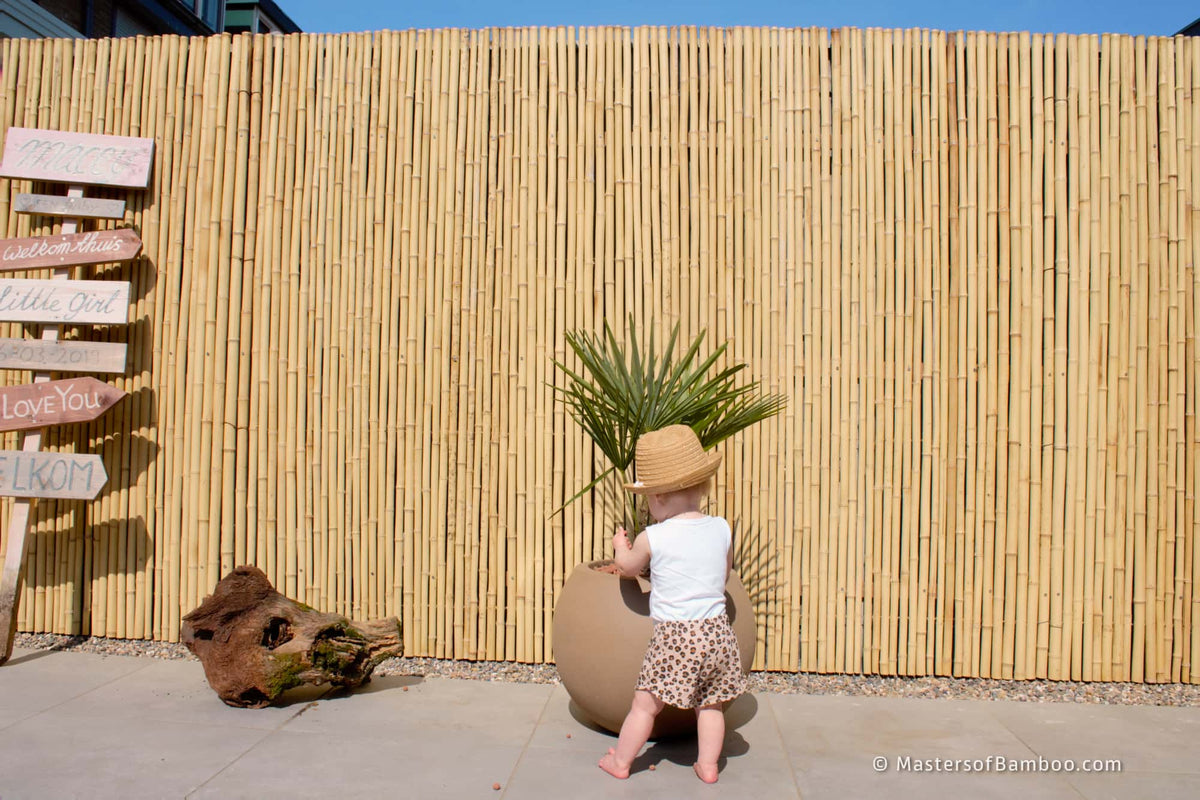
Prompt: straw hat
<box><xmin>623</xmin><ymin>424</ymin><xmax>722</xmax><ymax>494</ymax></box>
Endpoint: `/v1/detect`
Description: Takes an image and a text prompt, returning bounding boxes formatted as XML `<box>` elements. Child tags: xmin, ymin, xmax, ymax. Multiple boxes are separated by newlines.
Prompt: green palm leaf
<box><xmin>552</xmin><ymin>315</ymin><xmax>787</xmax><ymax>531</ymax></box>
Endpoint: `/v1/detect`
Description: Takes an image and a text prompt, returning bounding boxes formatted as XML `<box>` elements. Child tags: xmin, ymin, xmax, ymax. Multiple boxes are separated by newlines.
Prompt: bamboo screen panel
<box><xmin>0</xmin><ymin>28</ymin><xmax>1197</xmax><ymax>682</ymax></box>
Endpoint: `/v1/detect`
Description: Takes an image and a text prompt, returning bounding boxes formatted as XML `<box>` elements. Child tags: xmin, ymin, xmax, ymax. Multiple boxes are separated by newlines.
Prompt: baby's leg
<box><xmin>598</xmin><ymin>690</ymin><xmax>664</xmax><ymax>779</ymax></box>
<box><xmin>693</xmin><ymin>703</ymin><xmax>725</xmax><ymax>784</ymax></box>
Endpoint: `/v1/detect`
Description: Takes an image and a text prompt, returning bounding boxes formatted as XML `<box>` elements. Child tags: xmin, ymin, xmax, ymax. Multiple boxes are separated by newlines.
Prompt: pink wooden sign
<box><xmin>0</xmin><ymin>230</ymin><xmax>142</xmax><ymax>272</ymax></box>
<box><xmin>0</xmin><ymin>377</ymin><xmax>126</xmax><ymax>433</ymax></box>
<box><xmin>0</xmin><ymin>128</ymin><xmax>154</xmax><ymax>188</ymax></box>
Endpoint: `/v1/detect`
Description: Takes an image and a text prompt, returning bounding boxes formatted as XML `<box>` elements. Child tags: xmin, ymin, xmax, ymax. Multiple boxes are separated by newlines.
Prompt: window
<box><xmin>195</xmin><ymin>0</ymin><xmax>221</xmax><ymax>30</ymax></box>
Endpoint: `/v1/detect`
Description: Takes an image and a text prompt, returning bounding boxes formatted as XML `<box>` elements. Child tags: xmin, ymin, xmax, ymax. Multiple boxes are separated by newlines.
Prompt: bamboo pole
<box><xmin>1062</xmin><ymin>32</ymin><xmax>1086</xmax><ymax>680</ymax></box>
<box><xmin>1188</xmin><ymin>35</ymin><xmax>1200</xmax><ymax>684</ymax></box>
<box><xmin>1099</xmin><ymin>32</ymin><xmax>1118</xmax><ymax>681</ymax></box>
<box><xmin>916</xmin><ymin>28</ymin><xmax>936</xmax><ymax>677</ymax></box>
<box><xmin>783</xmin><ymin>26</ymin><xmax>804</xmax><ymax>672</ymax></box>
<box><xmin>1081</xmin><ymin>32</ymin><xmax>1104</xmax><ymax>682</ymax></box>
<box><xmin>1028</xmin><ymin>33</ymin><xmax>1049</xmax><ymax>681</ymax></box>
<box><xmin>1160</xmin><ymin>36</ymin><xmax>1184</xmax><ymax>683</ymax></box>
<box><xmin>979</xmin><ymin>31</ymin><xmax>1000</xmax><ymax>678</ymax></box>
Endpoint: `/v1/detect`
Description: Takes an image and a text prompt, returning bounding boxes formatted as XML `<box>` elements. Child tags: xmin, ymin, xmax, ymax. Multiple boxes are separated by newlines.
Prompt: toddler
<box><xmin>597</xmin><ymin>424</ymin><xmax>745</xmax><ymax>784</ymax></box>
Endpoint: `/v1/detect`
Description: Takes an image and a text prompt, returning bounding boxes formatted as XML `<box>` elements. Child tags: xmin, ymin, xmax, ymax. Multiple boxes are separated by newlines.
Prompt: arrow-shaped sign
<box><xmin>0</xmin><ymin>377</ymin><xmax>126</xmax><ymax>433</ymax></box>
<box><xmin>0</xmin><ymin>451</ymin><xmax>108</xmax><ymax>500</ymax></box>
<box><xmin>0</xmin><ymin>229</ymin><xmax>142</xmax><ymax>272</ymax></box>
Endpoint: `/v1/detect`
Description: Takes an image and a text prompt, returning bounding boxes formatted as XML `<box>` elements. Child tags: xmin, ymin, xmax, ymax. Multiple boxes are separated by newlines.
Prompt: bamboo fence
<box><xmin>0</xmin><ymin>27</ymin><xmax>1197</xmax><ymax>682</ymax></box>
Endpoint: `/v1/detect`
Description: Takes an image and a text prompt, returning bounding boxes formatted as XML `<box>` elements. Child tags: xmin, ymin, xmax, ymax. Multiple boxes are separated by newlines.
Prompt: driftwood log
<box><xmin>182</xmin><ymin>566</ymin><xmax>403</xmax><ymax>708</ymax></box>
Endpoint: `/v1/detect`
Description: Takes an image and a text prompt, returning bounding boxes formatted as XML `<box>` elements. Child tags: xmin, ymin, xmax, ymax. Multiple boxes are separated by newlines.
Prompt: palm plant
<box><xmin>554</xmin><ymin>316</ymin><xmax>786</xmax><ymax>535</ymax></box>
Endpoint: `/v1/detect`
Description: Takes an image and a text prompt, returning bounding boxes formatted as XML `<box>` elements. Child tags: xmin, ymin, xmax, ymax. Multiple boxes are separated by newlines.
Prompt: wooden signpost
<box><xmin>0</xmin><ymin>378</ymin><xmax>126</xmax><ymax>433</ymax></box>
<box><xmin>0</xmin><ymin>452</ymin><xmax>108</xmax><ymax>500</ymax></box>
<box><xmin>1</xmin><ymin>229</ymin><xmax>142</xmax><ymax>272</ymax></box>
<box><xmin>13</xmin><ymin>194</ymin><xmax>126</xmax><ymax>220</ymax></box>
<box><xmin>0</xmin><ymin>339</ymin><xmax>127</xmax><ymax>374</ymax></box>
<box><xmin>0</xmin><ymin>279</ymin><xmax>131</xmax><ymax>325</ymax></box>
<box><xmin>0</xmin><ymin>128</ymin><xmax>154</xmax><ymax>188</ymax></box>
<box><xmin>0</xmin><ymin>127</ymin><xmax>151</xmax><ymax>664</ymax></box>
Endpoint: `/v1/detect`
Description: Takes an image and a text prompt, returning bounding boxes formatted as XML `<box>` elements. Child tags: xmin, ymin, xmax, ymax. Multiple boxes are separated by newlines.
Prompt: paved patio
<box><xmin>0</xmin><ymin>647</ymin><xmax>1196</xmax><ymax>798</ymax></box>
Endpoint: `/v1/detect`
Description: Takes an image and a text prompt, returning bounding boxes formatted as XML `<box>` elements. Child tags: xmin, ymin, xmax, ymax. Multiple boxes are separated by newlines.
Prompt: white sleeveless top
<box><xmin>643</xmin><ymin>515</ymin><xmax>731</xmax><ymax>621</ymax></box>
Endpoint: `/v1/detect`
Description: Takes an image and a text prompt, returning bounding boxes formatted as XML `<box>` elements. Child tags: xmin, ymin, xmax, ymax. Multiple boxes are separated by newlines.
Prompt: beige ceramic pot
<box><xmin>553</xmin><ymin>560</ymin><xmax>756</xmax><ymax>739</ymax></box>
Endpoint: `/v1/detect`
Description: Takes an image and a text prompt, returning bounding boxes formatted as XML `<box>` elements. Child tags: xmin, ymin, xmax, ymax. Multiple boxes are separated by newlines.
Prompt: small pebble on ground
<box><xmin>13</xmin><ymin>632</ymin><xmax>1199</xmax><ymax>706</ymax></box>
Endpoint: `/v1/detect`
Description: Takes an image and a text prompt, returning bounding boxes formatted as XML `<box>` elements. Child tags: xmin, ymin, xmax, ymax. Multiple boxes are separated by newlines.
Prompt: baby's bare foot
<box><xmin>599</xmin><ymin>747</ymin><xmax>630</xmax><ymax>779</ymax></box>
<box><xmin>693</xmin><ymin>761</ymin><xmax>719</xmax><ymax>784</ymax></box>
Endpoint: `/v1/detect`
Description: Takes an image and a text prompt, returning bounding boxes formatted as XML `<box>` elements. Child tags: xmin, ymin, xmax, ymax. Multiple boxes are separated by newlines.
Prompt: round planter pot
<box><xmin>553</xmin><ymin>560</ymin><xmax>755</xmax><ymax>739</ymax></box>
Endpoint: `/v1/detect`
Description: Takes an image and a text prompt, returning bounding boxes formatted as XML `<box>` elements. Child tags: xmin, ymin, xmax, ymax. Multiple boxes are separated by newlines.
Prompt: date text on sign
<box><xmin>0</xmin><ymin>339</ymin><xmax>127</xmax><ymax>374</ymax></box>
<box><xmin>0</xmin><ymin>279</ymin><xmax>130</xmax><ymax>325</ymax></box>
<box><xmin>0</xmin><ymin>451</ymin><xmax>107</xmax><ymax>500</ymax></box>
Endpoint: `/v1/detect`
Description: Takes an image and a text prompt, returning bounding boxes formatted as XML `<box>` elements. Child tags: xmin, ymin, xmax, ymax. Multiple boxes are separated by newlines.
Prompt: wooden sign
<box><xmin>0</xmin><ymin>451</ymin><xmax>107</xmax><ymax>500</ymax></box>
<box><xmin>0</xmin><ymin>378</ymin><xmax>126</xmax><ymax>433</ymax></box>
<box><xmin>14</xmin><ymin>193</ymin><xmax>126</xmax><ymax>220</ymax></box>
<box><xmin>0</xmin><ymin>128</ymin><xmax>154</xmax><ymax>188</ymax></box>
<box><xmin>0</xmin><ymin>279</ymin><xmax>130</xmax><ymax>325</ymax></box>
<box><xmin>0</xmin><ymin>229</ymin><xmax>142</xmax><ymax>272</ymax></box>
<box><xmin>0</xmin><ymin>339</ymin><xmax>127</xmax><ymax>374</ymax></box>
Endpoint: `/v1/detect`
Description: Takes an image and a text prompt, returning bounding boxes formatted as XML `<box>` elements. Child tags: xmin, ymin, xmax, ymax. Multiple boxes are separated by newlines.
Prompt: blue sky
<box><xmin>280</xmin><ymin>0</ymin><xmax>1198</xmax><ymax>37</ymax></box>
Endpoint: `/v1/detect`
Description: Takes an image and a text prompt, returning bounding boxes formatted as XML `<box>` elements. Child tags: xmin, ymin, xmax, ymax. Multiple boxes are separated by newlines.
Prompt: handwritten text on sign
<box><xmin>13</xmin><ymin>194</ymin><xmax>127</xmax><ymax>220</ymax></box>
<box><xmin>0</xmin><ymin>128</ymin><xmax>154</xmax><ymax>188</ymax></box>
<box><xmin>0</xmin><ymin>280</ymin><xmax>130</xmax><ymax>325</ymax></box>
<box><xmin>0</xmin><ymin>451</ymin><xmax>107</xmax><ymax>500</ymax></box>
<box><xmin>0</xmin><ymin>339</ymin><xmax>127</xmax><ymax>374</ymax></box>
<box><xmin>0</xmin><ymin>230</ymin><xmax>142</xmax><ymax>272</ymax></box>
<box><xmin>0</xmin><ymin>378</ymin><xmax>126</xmax><ymax>433</ymax></box>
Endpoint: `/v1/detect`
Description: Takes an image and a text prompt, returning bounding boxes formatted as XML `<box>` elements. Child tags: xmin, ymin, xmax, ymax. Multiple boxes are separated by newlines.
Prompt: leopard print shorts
<box><xmin>635</xmin><ymin>613</ymin><xmax>746</xmax><ymax>709</ymax></box>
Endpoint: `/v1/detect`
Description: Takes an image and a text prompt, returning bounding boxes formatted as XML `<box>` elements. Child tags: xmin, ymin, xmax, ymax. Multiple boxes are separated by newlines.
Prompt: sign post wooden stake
<box><xmin>0</xmin><ymin>185</ymin><xmax>83</xmax><ymax>663</ymax></box>
<box><xmin>0</xmin><ymin>128</ymin><xmax>151</xmax><ymax>663</ymax></box>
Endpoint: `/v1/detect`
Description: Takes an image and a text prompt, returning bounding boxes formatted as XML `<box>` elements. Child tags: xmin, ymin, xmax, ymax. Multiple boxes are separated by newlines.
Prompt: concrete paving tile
<box><xmin>189</xmin><ymin>727</ymin><xmax>525</xmax><ymax>799</ymax></box>
<box><xmin>793</xmin><ymin>759</ymin><xmax>1086</xmax><ymax>800</ymax></box>
<box><xmin>987</xmin><ymin>702</ymin><xmax>1200</xmax><ymax>774</ymax></box>
<box><xmin>0</xmin><ymin>709</ymin><xmax>268</xmax><ymax>799</ymax></box>
<box><xmin>528</xmin><ymin>685</ymin><xmax>766</xmax><ymax>749</ymax></box>
<box><xmin>525</xmin><ymin>684</ymin><xmax>619</xmax><ymax>750</ymax></box>
<box><xmin>42</xmin><ymin>657</ymin><xmax>330</xmax><ymax>731</ymax></box>
<box><xmin>763</xmin><ymin>694</ymin><xmax>1095</xmax><ymax>799</ymax></box>
<box><xmin>1067</xmin><ymin>770</ymin><xmax>1200</xmax><ymax>800</ymax></box>
<box><xmin>767</xmin><ymin>694</ymin><xmax>1038</xmax><ymax>773</ymax></box>
<box><xmin>509</xmin><ymin>738</ymin><xmax>797</xmax><ymax>800</ymax></box>
<box><xmin>0</xmin><ymin>648</ymin><xmax>151</xmax><ymax>729</ymax></box>
<box><xmin>1</xmin><ymin>646</ymin><xmax>1186</xmax><ymax>800</ymax></box>
<box><xmin>281</xmin><ymin>675</ymin><xmax>554</xmax><ymax>746</ymax></box>
<box><xmin>516</xmin><ymin>687</ymin><xmax>798</xmax><ymax>798</ymax></box>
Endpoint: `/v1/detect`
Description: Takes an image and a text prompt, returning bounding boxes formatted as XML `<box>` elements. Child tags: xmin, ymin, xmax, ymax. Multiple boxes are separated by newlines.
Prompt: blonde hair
<box><xmin>656</xmin><ymin>476</ymin><xmax>712</xmax><ymax>505</ymax></box>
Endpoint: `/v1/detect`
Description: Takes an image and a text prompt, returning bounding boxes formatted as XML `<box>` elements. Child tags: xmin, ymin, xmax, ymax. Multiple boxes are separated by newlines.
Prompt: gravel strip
<box><xmin>15</xmin><ymin>632</ymin><xmax>1198</xmax><ymax>706</ymax></box>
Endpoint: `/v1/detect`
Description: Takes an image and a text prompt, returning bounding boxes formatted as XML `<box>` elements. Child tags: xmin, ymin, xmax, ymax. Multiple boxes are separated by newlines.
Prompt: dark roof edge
<box><xmin>1177</xmin><ymin>15</ymin><xmax>1200</xmax><ymax>35</ymax></box>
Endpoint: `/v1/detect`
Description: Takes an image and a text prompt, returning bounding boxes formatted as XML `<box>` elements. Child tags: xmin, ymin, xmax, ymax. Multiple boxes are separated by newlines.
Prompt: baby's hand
<box><xmin>613</xmin><ymin>526</ymin><xmax>630</xmax><ymax>552</ymax></box>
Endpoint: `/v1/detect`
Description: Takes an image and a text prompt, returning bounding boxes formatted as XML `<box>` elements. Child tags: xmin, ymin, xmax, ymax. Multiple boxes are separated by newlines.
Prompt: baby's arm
<box><xmin>612</xmin><ymin>526</ymin><xmax>651</xmax><ymax>578</ymax></box>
